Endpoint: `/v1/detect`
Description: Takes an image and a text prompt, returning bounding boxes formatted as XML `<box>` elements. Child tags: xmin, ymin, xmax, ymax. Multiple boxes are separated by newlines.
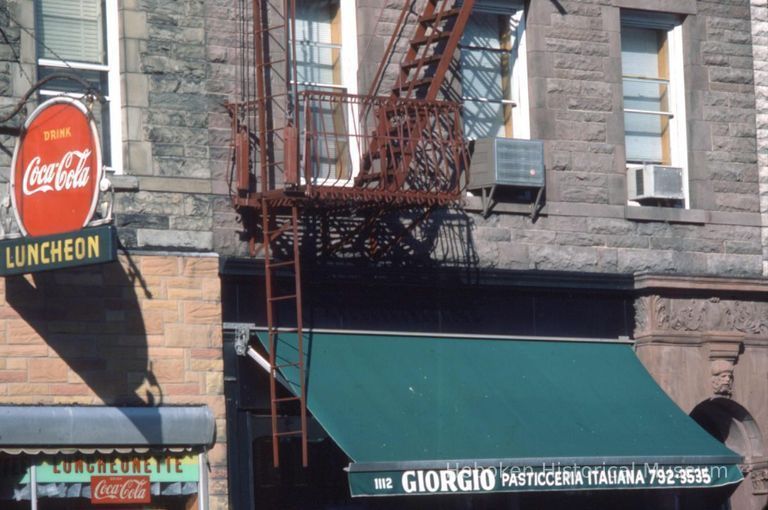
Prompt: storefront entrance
<box><xmin>0</xmin><ymin>406</ymin><xmax>214</xmax><ymax>510</ymax></box>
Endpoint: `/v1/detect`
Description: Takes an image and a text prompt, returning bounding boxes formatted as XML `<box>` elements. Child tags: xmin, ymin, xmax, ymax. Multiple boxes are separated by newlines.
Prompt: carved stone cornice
<box><xmin>634</xmin><ymin>296</ymin><xmax>768</xmax><ymax>337</ymax></box>
<box><xmin>747</xmin><ymin>459</ymin><xmax>768</xmax><ymax>495</ymax></box>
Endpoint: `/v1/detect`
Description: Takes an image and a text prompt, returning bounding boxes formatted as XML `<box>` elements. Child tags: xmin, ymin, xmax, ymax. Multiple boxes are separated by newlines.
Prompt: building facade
<box><xmin>0</xmin><ymin>0</ymin><xmax>766</xmax><ymax>509</ymax></box>
<box><xmin>0</xmin><ymin>0</ymin><xmax>230</xmax><ymax>508</ymax></box>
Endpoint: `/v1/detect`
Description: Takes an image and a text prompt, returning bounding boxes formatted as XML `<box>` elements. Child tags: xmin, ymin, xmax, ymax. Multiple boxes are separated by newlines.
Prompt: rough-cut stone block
<box><xmin>137</xmin><ymin>230</ymin><xmax>214</xmax><ymax>251</ymax></box>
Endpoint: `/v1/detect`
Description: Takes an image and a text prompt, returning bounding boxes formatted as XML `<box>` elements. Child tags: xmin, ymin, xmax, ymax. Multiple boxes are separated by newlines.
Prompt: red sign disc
<box><xmin>11</xmin><ymin>97</ymin><xmax>102</xmax><ymax>237</ymax></box>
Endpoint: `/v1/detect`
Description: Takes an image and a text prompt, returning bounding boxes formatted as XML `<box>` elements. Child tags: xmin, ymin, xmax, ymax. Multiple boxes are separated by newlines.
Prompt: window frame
<box><xmin>294</xmin><ymin>0</ymin><xmax>359</xmax><ymax>185</ymax></box>
<box><xmin>621</xmin><ymin>13</ymin><xmax>688</xmax><ymax>207</ymax></box>
<box><xmin>459</xmin><ymin>6</ymin><xmax>530</xmax><ymax>141</ymax></box>
<box><xmin>35</xmin><ymin>0</ymin><xmax>123</xmax><ymax>175</ymax></box>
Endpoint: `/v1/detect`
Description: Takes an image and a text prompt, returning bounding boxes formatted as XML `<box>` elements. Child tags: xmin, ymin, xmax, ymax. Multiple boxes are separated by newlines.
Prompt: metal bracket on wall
<box><xmin>480</xmin><ymin>185</ymin><xmax>497</xmax><ymax>218</ymax></box>
<box><xmin>531</xmin><ymin>186</ymin><xmax>545</xmax><ymax>222</ymax></box>
<box><xmin>480</xmin><ymin>185</ymin><xmax>546</xmax><ymax>221</ymax></box>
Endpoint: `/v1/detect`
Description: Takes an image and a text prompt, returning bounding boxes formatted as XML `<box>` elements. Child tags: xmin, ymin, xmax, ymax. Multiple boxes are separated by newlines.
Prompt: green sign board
<box><xmin>348</xmin><ymin>463</ymin><xmax>744</xmax><ymax>497</ymax></box>
<box><xmin>19</xmin><ymin>454</ymin><xmax>199</xmax><ymax>484</ymax></box>
<box><xmin>0</xmin><ymin>225</ymin><xmax>116</xmax><ymax>275</ymax></box>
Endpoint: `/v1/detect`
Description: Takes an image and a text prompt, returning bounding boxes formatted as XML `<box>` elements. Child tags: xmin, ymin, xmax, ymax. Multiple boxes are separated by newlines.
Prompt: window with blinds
<box><xmin>34</xmin><ymin>0</ymin><xmax>122</xmax><ymax>172</ymax></box>
<box><xmin>460</xmin><ymin>14</ymin><xmax>513</xmax><ymax>139</ymax></box>
<box><xmin>459</xmin><ymin>1</ymin><xmax>527</xmax><ymax>141</ymax></box>
<box><xmin>295</xmin><ymin>0</ymin><xmax>350</xmax><ymax>181</ymax></box>
<box><xmin>620</xmin><ymin>11</ymin><xmax>688</xmax><ymax>207</ymax></box>
<box><xmin>295</xmin><ymin>0</ymin><xmax>341</xmax><ymax>89</ymax></box>
<box><xmin>621</xmin><ymin>27</ymin><xmax>671</xmax><ymax>164</ymax></box>
<box><xmin>36</xmin><ymin>0</ymin><xmax>104</xmax><ymax>64</ymax></box>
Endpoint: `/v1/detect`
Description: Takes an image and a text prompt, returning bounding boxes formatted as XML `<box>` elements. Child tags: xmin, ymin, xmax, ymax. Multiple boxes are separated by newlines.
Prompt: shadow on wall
<box><xmin>277</xmin><ymin>204</ymin><xmax>479</xmax><ymax>269</ymax></box>
<box><xmin>4</xmin><ymin>250</ymin><xmax>163</xmax><ymax>408</ymax></box>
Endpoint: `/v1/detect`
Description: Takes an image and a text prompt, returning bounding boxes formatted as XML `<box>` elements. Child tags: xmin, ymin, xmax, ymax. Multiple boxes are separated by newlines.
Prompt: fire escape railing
<box><xmin>228</xmin><ymin>0</ymin><xmax>476</xmax><ymax>469</ymax></box>
<box><xmin>298</xmin><ymin>89</ymin><xmax>468</xmax><ymax>205</ymax></box>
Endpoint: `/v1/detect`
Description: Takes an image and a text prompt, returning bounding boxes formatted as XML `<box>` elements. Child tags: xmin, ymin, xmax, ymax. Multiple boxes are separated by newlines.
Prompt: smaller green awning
<box><xmin>256</xmin><ymin>330</ymin><xmax>743</xmax><ymax>497</ymax></box>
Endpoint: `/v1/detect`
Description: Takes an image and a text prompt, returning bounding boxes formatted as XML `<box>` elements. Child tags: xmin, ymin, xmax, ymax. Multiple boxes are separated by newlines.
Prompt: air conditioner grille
<box><xmin>653</xmin><ymin>166</ymin><xmax>684</xmax><ymax>198</ymax></box>
<box><xmin>495</xmin><ymin>139</ymin><xmax>545</xmax><ymax>187</ymax></box>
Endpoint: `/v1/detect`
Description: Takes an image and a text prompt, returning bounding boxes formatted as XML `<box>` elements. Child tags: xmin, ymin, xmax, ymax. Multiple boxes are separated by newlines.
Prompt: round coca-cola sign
<box><xmin>11</xmin><ymin>97</ymin><xmax>102</xmax><ymax>237</ymax></box>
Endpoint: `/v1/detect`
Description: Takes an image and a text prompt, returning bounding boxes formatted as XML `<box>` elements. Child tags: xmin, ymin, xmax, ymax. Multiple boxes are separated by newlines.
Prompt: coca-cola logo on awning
<box><xmin>91</xmin><ymin>476</ymin><xmax>151</xmax><ymax>505</ymax></box>
<box><xmin>11</xmin><ymin>97</ymin><xmax>102</xmax><ymax>237</ymax></box>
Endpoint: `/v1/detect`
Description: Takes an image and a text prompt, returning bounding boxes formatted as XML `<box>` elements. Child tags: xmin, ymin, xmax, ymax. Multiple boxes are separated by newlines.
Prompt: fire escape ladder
<box><xmin>230</xmin><ymin>0</ymin><xmax>470</xmax><ymax>469</ymax></box>
<box><xmin>262</xmin><ymin>203</ymin><xmax>308</xmax><ymax>468</ymax></box>
<box><xmin>250</xmin><ymin>0</ymin><xmax>307</xmax><ymax>467</ymax></box>
<box><xmin>355</xmin><ymin>0</ymin><xmax>475</xmax><ymax>190</ymax></box>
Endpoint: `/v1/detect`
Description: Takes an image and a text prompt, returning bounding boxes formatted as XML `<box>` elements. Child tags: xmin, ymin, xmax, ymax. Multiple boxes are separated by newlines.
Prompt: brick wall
<box><xmin>0</xmin><ymin>253</ymin><xmax>227</xmax><ymax>509</ymax></box>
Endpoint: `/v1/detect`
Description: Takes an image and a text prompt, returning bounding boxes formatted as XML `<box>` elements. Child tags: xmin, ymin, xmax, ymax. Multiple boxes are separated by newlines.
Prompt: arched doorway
<box><xmin>690</xmin><ymin>398</ymin><xmax>767</xmax><ymax>510</ymax></box>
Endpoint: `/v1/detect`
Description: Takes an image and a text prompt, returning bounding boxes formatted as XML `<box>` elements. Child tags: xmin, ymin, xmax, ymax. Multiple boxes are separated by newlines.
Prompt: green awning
<box><xmin>256</xmin><ymin>330</ymin><xmax>743</xmax><ymax>497</ymax></box>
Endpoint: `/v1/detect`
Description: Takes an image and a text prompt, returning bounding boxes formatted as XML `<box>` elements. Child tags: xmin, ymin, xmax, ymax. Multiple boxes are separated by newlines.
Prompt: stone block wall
<box><xmin>356</xmin><ymin>0</ymin><xmax>762</xmax><ymax>277</ymax></box>
<box><xmin>115</xmin><ymin>0</ymin><xmax>219</xmax><ymax>252</ymax></box>
<box><xmin>0</xmin><ymin>254</ymin><xmax>227</xmax><ymax>509</ymax></box>
<box><xmin>1</xmin><ymin>0</ymin><xmax>765</xmax><ymax>270</ymax></box>
<box><xmin>0</xmin><ymin>0</ymin><xmax>20</xmax><ymax>110</ymax></box>
<box><xmin>0</xmin><ymin>0</ymin><xmax>27</xmax><ymax>176</ymax></box>
<box><xmin>754</xmin><ymin>0</ymin><xmax>768</xmax><ymax>275</ymax></box>
<box><xmin>468</xmin><ymin>209</ymin><xmax>762</xmax><ymax>275</ymax></box>
<box><xmin>0</xmin><ymin>0</ymin><xmax>234</xmax><ymax>254</ymax></box>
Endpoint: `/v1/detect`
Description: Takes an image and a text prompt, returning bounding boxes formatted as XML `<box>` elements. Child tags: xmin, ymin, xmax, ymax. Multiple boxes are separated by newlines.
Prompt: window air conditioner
<box><xmin>468</xmin><ymin>138</ymin><xmax>545</xmax><ymax>190</ymax></box>
<box><xmin>626</xmin><ymin>164</ymin><xmax>684</xmax><ymax>202</ymax></box>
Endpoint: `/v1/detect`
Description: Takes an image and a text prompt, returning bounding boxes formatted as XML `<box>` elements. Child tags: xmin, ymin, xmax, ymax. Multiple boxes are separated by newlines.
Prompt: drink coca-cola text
<box><xmin>22</xmin><ymin>149</ymin><xmax>92</xmax><ymax>196</ymax></box>
<box><xmin>11</xmin><ymin>98</ymin><xmax>102</xmax><ymax>237</ymax></box>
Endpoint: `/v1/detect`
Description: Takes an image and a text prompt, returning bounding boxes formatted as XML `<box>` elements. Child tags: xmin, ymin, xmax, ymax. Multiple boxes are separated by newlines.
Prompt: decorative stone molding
<box><xmin>635</xmin><ymin>296</ymin><xmax>768</xmax><ymax>336</ymax></box>
<box><xmin>710</xmin><ymin>359</ymin><xmax>735</xmax><ymax>398</ymax></box>
<box><xmin>704</xmin><ymin>334</ymin><xmax>743</xmax><ymax>399</ymax></box>
<box><xmin>634</xmin><ymin>295</ymin><xmax>669</xmax><ymax>335</ymax></box>
<box><xmin>749</xmin><ymin>461</ymin><xmax>768</xmax><ymax>495</ymax></box>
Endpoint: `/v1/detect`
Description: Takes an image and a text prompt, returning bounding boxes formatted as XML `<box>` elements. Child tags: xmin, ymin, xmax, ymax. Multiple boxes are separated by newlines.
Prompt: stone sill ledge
<box><xmin>624</xmin><ymin>206</ymin><xmax>707</xmax><ymax>224</ymax></box>
<box><xmin>463</xmin><ymin>196</ymin><xmax>760</xmax><ymax>228</ymax></box>
<box><xmin>634</xmin><ymin>273</ymin><xmax>768</xmax><ymax>293</ymax></box>
<box><xmin>109</xmin><ymin>175</ymin><xmax>214</xmax><ymax>194</ymax></box>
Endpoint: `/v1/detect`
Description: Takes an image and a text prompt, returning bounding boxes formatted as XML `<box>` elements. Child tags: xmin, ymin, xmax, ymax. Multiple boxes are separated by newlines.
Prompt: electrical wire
<box><xmin>0</xmin><ymin>22</ymin><xmax>34</xmax><ymax>89</ymax></box>
<box><xmin>0</xmin><ymin>3</ymin><xmax>78</xmax><ymax>73</ymax></box>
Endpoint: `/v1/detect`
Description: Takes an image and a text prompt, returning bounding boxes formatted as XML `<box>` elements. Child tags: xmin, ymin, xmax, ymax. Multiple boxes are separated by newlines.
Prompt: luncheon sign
<box><xmin>2</xmin><ymin>97</ymin><xmax>115</xmax><ymax>275</ymax></box>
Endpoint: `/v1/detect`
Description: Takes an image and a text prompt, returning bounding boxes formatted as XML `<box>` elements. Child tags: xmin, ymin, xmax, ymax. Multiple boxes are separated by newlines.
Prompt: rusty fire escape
<box><xmin>228</xmin><ymin>0</ymin><xmax>474</xmax><ymax>467</ymax></box>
